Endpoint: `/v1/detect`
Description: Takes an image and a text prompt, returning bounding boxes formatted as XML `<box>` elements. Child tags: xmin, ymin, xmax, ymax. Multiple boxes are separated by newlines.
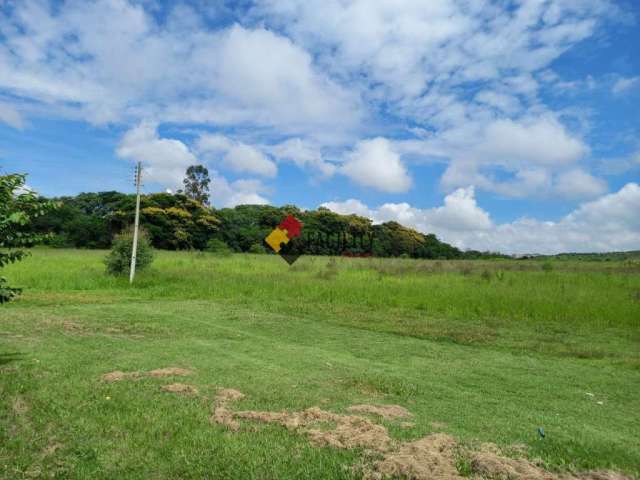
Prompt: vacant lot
<box><xmin>1</xmin><ymin>249</ymin><xmax>639</xmax><ymax>479</ymax></box>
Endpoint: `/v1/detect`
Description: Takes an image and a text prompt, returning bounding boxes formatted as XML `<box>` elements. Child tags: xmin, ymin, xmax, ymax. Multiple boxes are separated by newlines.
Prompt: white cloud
<box><xmin>554</xmin><ymin>169</ymin><xmax>607</xmax><ymax>199</ymax></box>
<box><xmin>0</xmin><ymin>102</ymin><xmax>24</xmax><ymax>129</ymax></box>
<box><xmin>0</xmin><ymin>1</ymin><xmax>361</xmax><ymax>137</ymax></box>
<box><xmin>251</xmin><ymin>0</ymin><xmax>613</xmax><ymax>198</ymax></box>
<box><xmin>322</xmin><ymin>184</ymin><xmax>640</xmax><ymax>254</ymax></box>
<box><xmin>341</xmin><ymin>138</ymin><xmax>411</xmax><ymax>193</ymax></box>
<box><xmin>474</xmin><ymin>91</ymin><xmax>521</xmax><ymax>115</ymax></box>
<box><xmin>321</xmin><ymin>198</ymin><xmax>374</xmax><ymax>218</ymax></box>
<box><xmin>477</xmin><ymin>116</ymin><xmax>588</xmax><ymax>167</ymax></box>
<box><xmin>116</xmin><ymin>125</ymin><xmax>271</xmax><ymax>206</ymax></box>
<box><xmin>612</xmin><ymin>76</ymin><xmax>640</xmax><ymax>95</ymax></box>
<box><xmin>268</xmin><ymin>138</ymin><xmax>336</xmax><ymax>177</ymax></box>
<box><xmin>254</xmin><ymin>0</ymin><xmax>610</xmax><ymax>104</ymax></box>
<box><xmin>196</xmin><ymin>134</ymin><xmax>277</xmax><ymax>178</ymax></box>
<box><xmin>599</xmin><ymin>152</ymin><xmax>640</xmax><ymax>175</ymax></box>
<box><xmin>209</xmin><ymin>176</ymin><xmax>270</xmax><ymax>208</ymax></box>
<box><xmin>116</xmin><ymin>122</ymin><xmax>197</xmax><ymax>187</ymax></box>
<box><xmin>407</xmin><ymin>113</ymin><xmax>592</xmax><ymax>198</ymax></box>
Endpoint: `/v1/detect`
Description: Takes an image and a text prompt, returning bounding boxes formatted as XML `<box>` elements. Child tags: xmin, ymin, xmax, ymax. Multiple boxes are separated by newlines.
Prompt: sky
<box><xmin>0</xmin><ymin>0</ymin><xmax>639</xmax><ymax>254</ymax></box>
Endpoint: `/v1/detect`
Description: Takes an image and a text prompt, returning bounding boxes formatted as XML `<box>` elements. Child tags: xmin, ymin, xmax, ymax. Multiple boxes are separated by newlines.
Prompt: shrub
<box><xmin>104</xmin><ymin>229</ymin><xmax>154</xmax><ymax>276</ymax></box>
<box><xmin>317</xmin><ymin>257</ymin><xmax>339</xmax><ymax>280</ymax></box>
<box><xmin>1</xmin><ymin>173</ymin><xmax>55</xmax><ymax>303</ymax></box>
<box><xmin>206</xmin><ymin>238</ymin><xmax>232</xmax><ymax>256</ymax></box>
<box><xmin>248</xmin><ymin>243</ymin><xmax>265</xmax><ymax>254</ymax></box>
<box><xmin>541</xmin><ymin>262</ymin><xmax>554</xmax><ymax>273</ymax></box>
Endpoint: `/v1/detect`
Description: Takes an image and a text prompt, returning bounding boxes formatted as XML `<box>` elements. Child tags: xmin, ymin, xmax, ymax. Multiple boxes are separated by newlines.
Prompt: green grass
<box><xmin>1</xmin><ymin>249</ymin><xmax>639</xmax><ymax>479</ymax></box>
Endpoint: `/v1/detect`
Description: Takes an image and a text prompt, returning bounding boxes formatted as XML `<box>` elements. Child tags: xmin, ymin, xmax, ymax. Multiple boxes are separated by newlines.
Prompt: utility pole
<box><xmin>129</xmin><ymin>161</ymin><xmax>142</xmax><ymax>284</ymax></box>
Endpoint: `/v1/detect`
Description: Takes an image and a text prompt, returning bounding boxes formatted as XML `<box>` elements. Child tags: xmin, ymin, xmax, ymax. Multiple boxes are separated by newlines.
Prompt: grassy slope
<box><xmin>1</xmin><ymin>249</ymin><xmax>639</xmax><ymax>479</ymax></box>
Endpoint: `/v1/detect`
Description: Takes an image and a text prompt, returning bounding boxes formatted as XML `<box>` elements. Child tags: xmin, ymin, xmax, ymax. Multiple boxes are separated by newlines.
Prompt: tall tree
<box><xmin>183</xmin><ymin>165</ymin><xmax>211</xmax><ymax>206</ymax></box>
<box><xmin>0</xmin><ymin>173</ymin><xmax>54</xmax><ymax>303</ymax></box>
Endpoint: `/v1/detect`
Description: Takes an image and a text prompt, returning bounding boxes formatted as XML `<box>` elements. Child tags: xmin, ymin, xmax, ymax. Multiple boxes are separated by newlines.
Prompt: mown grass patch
<box><xmin>1</xmin><ymin>249</ymin><xmax>639</xmax><ymax>478</ymax></box>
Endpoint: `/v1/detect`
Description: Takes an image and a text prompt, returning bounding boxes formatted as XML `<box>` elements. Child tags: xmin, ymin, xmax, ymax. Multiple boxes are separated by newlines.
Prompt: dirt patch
<box><xmin>347</xmin><ymin>404</ymin><xmax>412</xmax><ymax>420</ymax></box>
<box><xmin>216</xmin><ymin>388</ymin><xmax>245</xmax><ymax>403</ymax></box>
<box><xmin>211</xmin><ymin>390</ymin><xmax>391</xmax><ymax>451</ymax></box>
<box><xmin>367</xmin><ymin>433</ymin><xmax>463</xmax><ymax>480</ymax></box>
<box><xmin>431</xmin><ymin>421</ymin><xmax>448</xmax><ymax>430</ymax></box>
<box><xmin>41</xmin><ymin>442</ymin><xmax>63</xmax><ymax>458</ymax></box>
<box><xmin>211</xmin><ymin>388</ymin><xmax>245</xmax><ymax>431</ymax></box>
<box><xmin>470</xmin><ymin>447</ymin><xmax>636</xmax><ymax>480</ymax></box>
<box><xmin>471</xmin><ymin>448</ymin><xmax>554</xmax><ymax>480</ymax></box>
<box><xmin>235</xmin><ymin>407</ymin><xmax>392</xmax><ymax>451</ymax></box>
<box><xmin>101</xmin><ymin>367</ymin><xmax>192</xmax><ymax>382</ymax></box>
<box><xmin>147</xmin><ymin>367</ymin><xmax>192</xmax><ymax>377</ymax></box>
<box><xmin>12</xmin><ymin>396</ymin><xmax>29</xmax><ymax>415</ymax></box>
<box><xmin>101</xmin><ymin>371</ymin><xmax>140</xmax><ymax>383</ymax></box>
<box><xmin>573</xmin><ymin>472</ymin><xmax>635</xmax><ymax>480</ymax></box>
<box><xmin>161</xmin><ymin>383</ymin><xmax>198</xmax><ymax>395</ymax></box>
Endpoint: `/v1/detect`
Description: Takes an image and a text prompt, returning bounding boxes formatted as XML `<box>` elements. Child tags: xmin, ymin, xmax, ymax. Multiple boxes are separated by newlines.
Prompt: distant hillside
<box><xmin>536</xmin><ymin>251</ymin><xmax>640</xmax><ymax>262</ymax></box>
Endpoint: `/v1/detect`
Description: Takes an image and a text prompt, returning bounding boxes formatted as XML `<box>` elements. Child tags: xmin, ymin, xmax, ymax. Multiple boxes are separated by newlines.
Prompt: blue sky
<box><xmin>0</xmin><ymin>0</ymin><xmax>639</xmax><ymax>254</ymax></box>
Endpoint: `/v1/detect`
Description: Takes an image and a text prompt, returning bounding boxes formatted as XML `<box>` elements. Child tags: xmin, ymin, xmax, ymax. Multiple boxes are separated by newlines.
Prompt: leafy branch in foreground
<box><xmin>0</xmin><ymin>173</ymin><xmax>56</xmax><ymax>303</ymax></box>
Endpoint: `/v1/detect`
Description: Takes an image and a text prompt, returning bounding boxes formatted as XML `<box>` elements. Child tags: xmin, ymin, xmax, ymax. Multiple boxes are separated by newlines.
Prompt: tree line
<box><xmin>27</xmin><ymin>190</ymin><xmax>507</xmax><ymax>259</ymax></box>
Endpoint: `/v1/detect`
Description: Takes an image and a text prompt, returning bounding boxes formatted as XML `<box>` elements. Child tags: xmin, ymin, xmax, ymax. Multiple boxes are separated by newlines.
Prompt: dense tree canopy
<box><xmin>29</xmin><ymin>190</ymin><xmax>505</xmax><ymax>259</ymax></box>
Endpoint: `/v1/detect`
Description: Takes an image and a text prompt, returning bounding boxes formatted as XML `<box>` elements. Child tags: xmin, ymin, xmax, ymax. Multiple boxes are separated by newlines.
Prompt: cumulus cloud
<box><xmin>209</xmin><ymin>176</ymin><xmax>270</xmax><ymax>208</ymax></box>
<box><xmin>0</xmin><ymin>1</ymin><xmax>361</xmax><ymax>137</ymax></box>
<box><xmin>322</xmin><ymin>184</ymin><xmax>640</xmax><ymax>254</ymax></box>
<box><xmin>268</xmin><ymin>138</ymin><xmax>336</xmax><ymax>177</ymax></box>
<box><xmin>476</xmin><ymin>116</ymin><xmax>588</xmax><ymax>167</ymax></box>
<box><xmin>411</xmin><ymin>113</ymin><xmax>594</xmax><ymax>198</ymax></box>
<box><xmin>117</xmin><ymin>124</ymin><xmax>270</xmax><ymax>207</ymax></box>
<box><xmin>254</xmin><ymin>0</ymin><xmax>612</xmax><ymax>103</ymax></box>
<box><xmin>117</xmin><ymin>122</ymin><xmax>197</xmax><ymax>187</ymax></box>
<box><xmin>197</xmin><ymin>134</ymin><xmax>277</xmax><ymax>178</ymax></box>
<box><xmin>251</xmin><ymin>0</ymin><xmax>614</xmax><ymax>198</ymax></box>
<box><xmin>341</xmin><ymin>138</ymin><xmax>412</xmax><ymax>193</ymax></box>
<box><xmin>554</xmin><ymin>169</ymin><xmax>607</xmax><ymax>199</ymax></box>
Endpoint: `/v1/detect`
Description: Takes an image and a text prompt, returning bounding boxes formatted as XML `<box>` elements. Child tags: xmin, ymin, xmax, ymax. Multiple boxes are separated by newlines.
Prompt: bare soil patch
<box><xmin>211</xmin><ymin>390</ymin><xmax>391</xmax><ymax>451</ymax></box>
<box><xmin>161</xmin><ymin>383</ymin><xmax>198</xmax><ymax>395</ymax></box>
<box><xmin>430</xmin><ymin>421</ymin><xmax>448</xmax><ymax>430</ymax></box>
<box><xmin>101</xmin><ymin>367</ymin><xmax>192</xmax><ymax>383</ymax></box>
<box><xmin>471</xmin><ymin>448</ymin><xmax>554</xmax><ymax>480</ymax></box>
<box><xmin>147</xmin><ymin>367</ymin><xmax>193</xmax><ymax>377</ymax></box>
<box><xmin>347</xmin><ymin>404</ymin><xmax>412</xmax><ymax>420</ymax></box>
<box><xmin>470</xmin><ymin>448</ymin><xmax>635</xmax><ymax>480</ymax></box>
<box><xmin>101</xmin><ymin>371</ymin><xmax>140</xmax><ymax>382</ymax></box>
<box><xmin>12</xmin><ymin>396</ymin><xmax>29</xmax><ymax>415</ymax></box>
<box><xmin>210</xmin><ymin>388</ymin><xmax>245</xmax><ymax>431</ymax></box>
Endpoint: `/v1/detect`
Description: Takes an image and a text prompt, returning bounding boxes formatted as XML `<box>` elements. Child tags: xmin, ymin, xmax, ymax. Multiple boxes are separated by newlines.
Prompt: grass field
<box><xmin>1</xmin><ymin>249</ymin><xmax>639</xmax><ymax>479</ymax></box>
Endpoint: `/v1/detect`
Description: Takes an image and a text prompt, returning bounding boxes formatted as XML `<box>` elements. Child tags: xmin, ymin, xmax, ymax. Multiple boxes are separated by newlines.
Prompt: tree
<box><xmin>183</xmin><ymin>165</ymin><xmax>211</xmax><ymax>206</ymax></box>
<box><xmin>0</xmin><ymin>173</ymin><xmax>54</xmax><ymax>303</ymax></box>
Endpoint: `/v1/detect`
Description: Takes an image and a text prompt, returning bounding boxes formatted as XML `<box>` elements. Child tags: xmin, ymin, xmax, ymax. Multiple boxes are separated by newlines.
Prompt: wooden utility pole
<box><xmin>129</xmin><ymin>161</ymin><xmax>142</xmax><ymax>284</ymax></box>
